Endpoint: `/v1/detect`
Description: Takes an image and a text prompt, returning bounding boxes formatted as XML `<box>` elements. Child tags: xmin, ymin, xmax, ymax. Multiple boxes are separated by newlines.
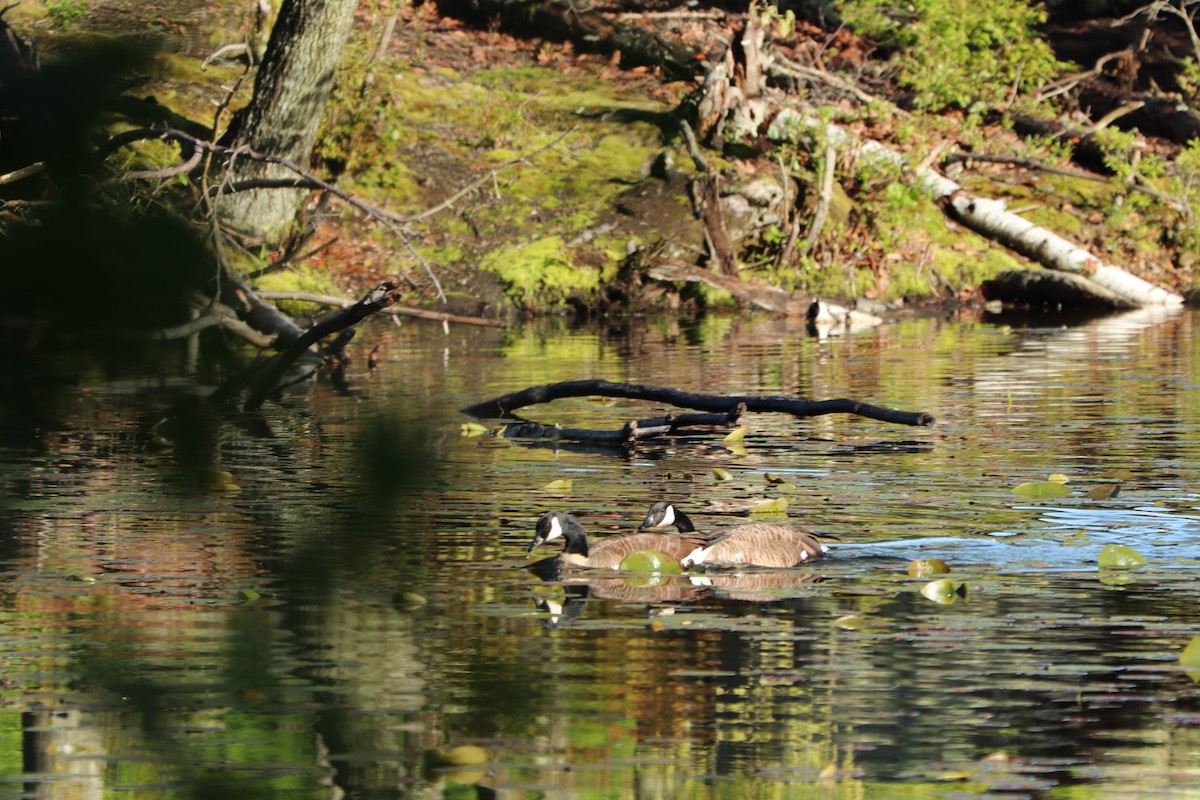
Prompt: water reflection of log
<box><xmin>501</xmin><ymin>405</ymin><xmax>746</xmax><ymax>446</ymax></box>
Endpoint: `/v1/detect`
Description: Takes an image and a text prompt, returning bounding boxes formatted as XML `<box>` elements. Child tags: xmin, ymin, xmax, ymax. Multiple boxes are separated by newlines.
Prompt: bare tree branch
<box><xmin>256</xmin><ymin>290</ymin><xmax>504</xmax><ymax>328</ymax></box>
<box><xmin>462</xmin><ymin>379</ymin><xmax>935</xmax><ymax>426</ymax></box>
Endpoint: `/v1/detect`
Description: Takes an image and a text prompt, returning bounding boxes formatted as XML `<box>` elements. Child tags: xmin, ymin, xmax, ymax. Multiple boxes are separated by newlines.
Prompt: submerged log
<box><xmin>500</xmin><ymin>406</ymin><xmax>747</xmax><ymax>446</ymax></box>
<box><xmin>215</xmin><ymin>282</ymin><xmax>402</xmax><ymax>411</ymax></box>
<box><xmin>462</xmin><ymin>379</ymin><xmax>934</xmax><ymax>426</ymax></box>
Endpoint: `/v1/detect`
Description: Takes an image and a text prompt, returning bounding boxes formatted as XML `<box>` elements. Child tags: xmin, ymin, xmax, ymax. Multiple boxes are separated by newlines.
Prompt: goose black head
<box><xmin>639</xmin><ymin>502</ymin><xmax>695</xmax><ymax>533</ymax></box>
<box><xmin>528</xmin><ymin>511</ymin><xmax>588</xmax><ymax>556</ymax></box>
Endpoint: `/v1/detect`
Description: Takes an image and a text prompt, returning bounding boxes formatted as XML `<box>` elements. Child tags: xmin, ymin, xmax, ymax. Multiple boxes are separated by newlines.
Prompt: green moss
<box><xmin>253</xmin><ymin>266</ymin><xmax>336</xmax><ymax>316</ymax></box>
<box><xmin>480</xmin><ymin>236</ymin><xmax>615</xmax><ymax>306</ymax></box>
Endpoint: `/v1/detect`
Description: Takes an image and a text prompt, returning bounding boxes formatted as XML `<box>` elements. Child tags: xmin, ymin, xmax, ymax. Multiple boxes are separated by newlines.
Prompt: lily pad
<box><xmin>920</xmin><ymin>578</ymin><xmax>968</xmax><ymax>605</ymax></box>
<box><xmin>542</xmin><ymin>479</ymin><xmax>573</xmax><ymax>492</ymax></box>
<box><xmin>460</xmin><ymin>422</ymin><xmax>489</xmax><ymax>437</ymax></box>
<box><xmin>202</xmin><ymin>469</ymin><xmax>240</xmax><ymax>492</ymax></box>
<box><xmin>907</xmin><ymin>559</ymin><xmax>950</xmax><ymax>578</ymax></box>
<box><xmin>427</xmin><ymin>744</ymin><xmax>489</xmax><ymax>772</ymax></box>
<box><xmin>1012</xmin><ymin>481</ymin><xmax>1072</xmax><ymax>499</ymax></box>
<box><xmin>1098</xmin><ymin>543</ymin><xmax>1146</xmax><ymax>569</ymax></box>
<box><xmin>713</xmin><ymin>468</ymin><xmax>734</xmax><ymax>481</ymax></box>
<box><xmin>833</xmin><ymin>614</ymin><xmax>876</xmax><ymax>630</ymax></box>
<box><xmin>1084</xmin><ymin>484</ymin><xmax>1120</xmax><ymax>500</ymax></box>
<box><xmin>1048</xmin><ymin>473</ymin><xmax>1071</xmax><ymax>484</ymax></box>
<box><xmin>443</xmin><ymin>745</ymin><xmax>488</xmax><ymax>766</ymax></box>
<box><xmin>749</xmin><ymin>498</ymin><xmax>789</xmax><ymax>514</ymax></box>
<box><xmin>619</xmin><ymin>550</ymin><xmax>683</xmax><ymax>575</ymax></box>
<box><xmin>1180</xmin><ymin>636</ymin><xmax>1200</xmax><ymax>682</ymax></box>
<box><xmin>723</xmin><ymin>426</ymin><xmax>748</xmax><ymax>444</ymax></box>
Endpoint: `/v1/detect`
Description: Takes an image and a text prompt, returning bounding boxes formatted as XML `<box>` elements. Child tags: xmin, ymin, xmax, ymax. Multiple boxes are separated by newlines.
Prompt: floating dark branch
<box><xmin>236</xmin><ymin>282</ymin><xmax>402</xmax><ymax>412</ymax></box>
<box><xmin>463</xmin><ymin>379</ymin><xmax>934</xmax><ymax>427</ymax></box>
<box><xmin>500</xmin><ymin>404</ymin><xmax>747</xmax><ymax>446</ymax></box>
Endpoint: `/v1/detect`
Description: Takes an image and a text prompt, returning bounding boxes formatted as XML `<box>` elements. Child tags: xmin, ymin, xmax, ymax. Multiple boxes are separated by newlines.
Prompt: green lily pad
<box><xmin>920</xmin><ymin>578</ymin><xmax>968</xmax><ymax>605</ymax></box>
<box><xmin>1181</xmin><ymin>636</ymin><xmax>1200</xmax><ymax>682</ymax></box>
<box><xmin>749</xmin><ymin>497</ymin><xmax>788</xmax><ymax>514</ymax></box>
<box><xmin>833</xmin><ymin>614</ymin><xmax>877</xmax><ymax>630</ymax></box>
<box><xmin>624</xmin><ymin>573</ymin><xmax>671</xmax><ymax>588</ymax></box>
<box><xmin>541</xmin><ymin>479</ymin><xmax>573</xmax><ymax>492</ymax></box>
<box><xmin>1098</xmin><ymin>543</ymin><xmax>1146</xmax><ymax>569</ymax></box>
<box><xmin>713</xmin><ymin>468</ymin><xmax>734</xmax><ymax>481</ymax></box>
<box><xmin>1084</xmin><ymin>484</ymin><xmax>1121</xmax><ymax>500</ymax></box>
<box><xmin>460</xmin><ymin>422</ymin><xmax>489</xmax><ymax>437</ymax></box>
<box><xmin>428</xmin><ymin>744</ymin><xmax>488</xmax><ymax>768</ymax></box>
<box><xmin>907</xmin><ymin>558</ymin><xmax>950</xmax><ymax>577</ymax></box>
<box><xmin>619</xmin><ymin>550</ymin><xmax>683</xmax><ymax>575</ymax></box>
<box><xmin>723</xmin><ymin>426</ymin><xmax>748</xmax><ymax>443</ymax></box>
<box><xmin>1012</xmin><ymin>481</ymin><xmax>1072</xmax><ymax>499</ymax></box>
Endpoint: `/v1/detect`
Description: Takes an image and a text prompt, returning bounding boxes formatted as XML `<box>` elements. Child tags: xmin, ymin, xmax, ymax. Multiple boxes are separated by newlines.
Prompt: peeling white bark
<box><xmin>769</xmin><ymin>109</ymin><xmax>1184</xmax><ymax>308</ymax></box>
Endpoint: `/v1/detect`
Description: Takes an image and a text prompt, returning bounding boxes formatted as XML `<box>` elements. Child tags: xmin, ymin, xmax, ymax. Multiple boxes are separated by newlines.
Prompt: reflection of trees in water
<box><xmin>23</xmin><ymin>709</ymin><xmax>104</xmax><ymax>800</ymax></box>
<box><xmin>0</xmin><ymin>390</ymin><xmax>442</xmax><ymax>798</ymax></box>
<box><xmin>517</xmin><ymin>563</ymin><xmax>1200</xmax><ymax>793</ymax></box>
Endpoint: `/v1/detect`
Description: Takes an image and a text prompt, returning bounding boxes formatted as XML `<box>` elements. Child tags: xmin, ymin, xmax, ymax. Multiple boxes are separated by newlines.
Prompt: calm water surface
<box><xmin>3</xmin><ymin>307</ymin><xmax>1200</xmax><ymax>799</ymax></box>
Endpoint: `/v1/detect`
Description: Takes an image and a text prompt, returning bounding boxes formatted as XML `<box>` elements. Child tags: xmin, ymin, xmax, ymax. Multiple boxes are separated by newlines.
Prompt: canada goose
<box><xmin>527</xmin><ymin>510</ymin><xmax>708</xmax><ymax>571</ymax></box>
<box><xmin>638</xmin><ymin>501</ymin><xmax>828</xmax><ymax>568</ymax></box>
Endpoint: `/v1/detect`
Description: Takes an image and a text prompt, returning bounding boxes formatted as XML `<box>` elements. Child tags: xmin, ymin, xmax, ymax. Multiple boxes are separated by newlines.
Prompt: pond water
<box><xmin>3</xmin><ymin>305</ymin><xmax>1200</xmax><ymax>799</ymax></box>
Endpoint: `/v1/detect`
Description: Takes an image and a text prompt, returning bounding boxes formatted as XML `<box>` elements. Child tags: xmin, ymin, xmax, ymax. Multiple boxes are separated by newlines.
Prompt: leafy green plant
<box><xmin>839</xmin><ymin>0</ymin><xmax>1064</xmax><ymax>110</ymax></box>
<box><xmin>46</xmin><ymin>0</ymin><xmax>87</xmax><ymax>28</ymax></box>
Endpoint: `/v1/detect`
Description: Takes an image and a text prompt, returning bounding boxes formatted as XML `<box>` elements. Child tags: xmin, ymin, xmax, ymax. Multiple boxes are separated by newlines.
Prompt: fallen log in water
<box><xmin>462</xmin><ymin>379</ymin><xmax>934</xmax><ymax>427</ymax></box>
<box><xmin>766</xmin><ymin>109</ymin><xmax>1184</xmax><ymax>308</ymax></box>
<box><xmin>981</xmin><ymin>269</ymin><xmax>1137</xmax><ymax>310</ymax></box>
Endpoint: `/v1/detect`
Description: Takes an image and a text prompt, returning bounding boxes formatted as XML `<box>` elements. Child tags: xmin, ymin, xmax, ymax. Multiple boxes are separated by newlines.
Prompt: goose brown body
<box><xmin>528</xmin><ymin>511</ymin><xmax>709</xmax><ymax>570</ymax></box>
<box><xmin>639</xmin><ymin>502</ymin><xmax>828</xmax><ymax>568</ymax></box>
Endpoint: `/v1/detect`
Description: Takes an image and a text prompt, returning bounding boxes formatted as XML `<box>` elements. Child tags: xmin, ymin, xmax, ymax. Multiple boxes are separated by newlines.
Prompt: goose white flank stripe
<box><xmin>639</xmin><ymin>501</ymin><xmax>827</xmax><ymax>568</ymax></box>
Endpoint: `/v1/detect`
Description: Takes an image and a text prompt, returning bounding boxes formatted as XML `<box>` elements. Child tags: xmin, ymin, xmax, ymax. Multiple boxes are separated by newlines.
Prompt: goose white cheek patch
<box><xmin>547</xmin><ymin>515</ymin><xmax>564</xmax><ymax>541</ymax></box>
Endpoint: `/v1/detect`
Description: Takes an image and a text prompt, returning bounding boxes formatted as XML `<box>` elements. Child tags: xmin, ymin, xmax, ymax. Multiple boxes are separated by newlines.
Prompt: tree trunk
<box><xmin>218</xmin><ymin>0</ymin><xmax>360</xmax><ymax>240</ymax></box>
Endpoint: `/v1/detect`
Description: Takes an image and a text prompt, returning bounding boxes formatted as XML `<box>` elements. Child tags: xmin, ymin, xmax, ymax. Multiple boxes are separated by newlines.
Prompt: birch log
<box><xmin>768</xmin><ymin>110</ymin><xmax>1184</xmax><ymax>307</ymax></box>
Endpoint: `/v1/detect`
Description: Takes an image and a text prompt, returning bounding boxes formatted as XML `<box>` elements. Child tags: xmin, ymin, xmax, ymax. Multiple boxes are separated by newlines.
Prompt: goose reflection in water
<box><xmin>528</xmin><ymin>565</ymin><xmax>824</xmax><ymax>628</ymax></box>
